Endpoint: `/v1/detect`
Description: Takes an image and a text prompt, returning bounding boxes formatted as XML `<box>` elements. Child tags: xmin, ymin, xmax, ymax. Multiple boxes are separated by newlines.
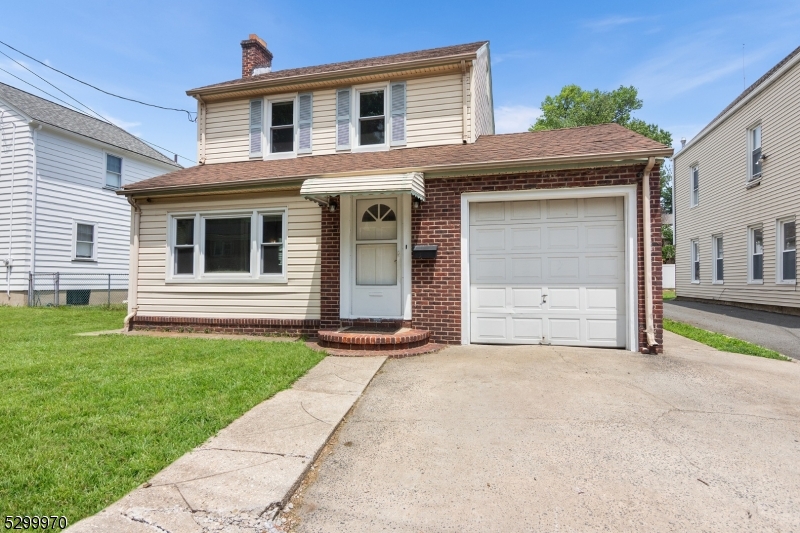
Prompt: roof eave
<box><xmin>119</xmin><ymin>147</ymin><xmax>673</xmax><ymax>197</ymax></box>
<box><xmin>186</xmin><ymin>51</ymin><xmax>482</xmax><ymax>98</ymax></box>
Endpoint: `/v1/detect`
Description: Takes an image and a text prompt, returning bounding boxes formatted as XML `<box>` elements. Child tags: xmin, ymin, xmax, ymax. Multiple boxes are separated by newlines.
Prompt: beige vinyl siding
<box><xmin>204</xmin><ymin>99</ymin><xmax>251</xmax><ymax>163</ymax></box>
<box><xmin>406</xmin><ymin>72</ymin><xmax>469</xmax><ymax>148</ymax></box>
<box><xmin>136</xmin><ymin>191</ymin><xmax>321</xmax><ymax>319</ymax></box>
<box><xmin>201</xmin><ymin>71</ymin><xmax>474</xmax><ymax>163</ymax></box>
<box><xmin>674</xmin><ymin>56</ymin><xmax>800</xmax><ymax>309</ymax></box>
<box><xmin>471</xmin><ymin>43</ymin><xmax>494</xmax><ymax>139</ymax></box>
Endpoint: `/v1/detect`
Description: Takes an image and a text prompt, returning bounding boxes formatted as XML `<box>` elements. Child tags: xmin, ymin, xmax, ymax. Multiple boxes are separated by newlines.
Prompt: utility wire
<box><xmin>0</xmin><ymin>39</ymin><xmax>196</xmax><ymax>121</ymax></box>
<box><xmin>0</xmin><ymin>49</ymin><xmax>110</xmax><ymax>123</ymax></box>
<box><xmin>0</xmin><ymin>67</ymin><xmax>195</xmax><ymax>164</ymax></box>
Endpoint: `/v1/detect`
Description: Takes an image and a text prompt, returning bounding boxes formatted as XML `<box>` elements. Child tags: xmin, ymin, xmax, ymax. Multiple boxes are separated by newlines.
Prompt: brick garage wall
<box><xmin>411</xmin><ymin>164</ymin><xmax>663</xmax><ymax>351</ymax></box>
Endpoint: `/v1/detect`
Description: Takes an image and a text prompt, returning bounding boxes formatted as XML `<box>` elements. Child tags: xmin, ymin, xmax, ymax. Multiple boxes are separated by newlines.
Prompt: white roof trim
<box><xmin>300</xmin><ymin>172</ymin><xmax>425</xmax><ymax>201</ymax></box>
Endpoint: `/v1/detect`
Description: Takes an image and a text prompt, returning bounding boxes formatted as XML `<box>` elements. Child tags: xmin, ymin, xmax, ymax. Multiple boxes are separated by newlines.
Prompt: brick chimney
<box><xmin>241</xmin><ymin>34</ymin><xmax>273</xmax><ymax>78</ymax></box>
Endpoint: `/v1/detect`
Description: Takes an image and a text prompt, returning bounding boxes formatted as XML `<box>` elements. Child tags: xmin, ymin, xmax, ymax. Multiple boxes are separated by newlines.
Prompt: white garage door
<box><xmin>469</xmin><ymin>197</ymin><xmax>626</xmax><ymax>347</ymax></box>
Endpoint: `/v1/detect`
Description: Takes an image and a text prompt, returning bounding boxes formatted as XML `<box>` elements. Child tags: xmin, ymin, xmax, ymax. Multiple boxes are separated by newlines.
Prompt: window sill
<box><xmin>72</xmin><ymin>258</ymin><xmax>97</xmax><ymax>263</ymax></box>
<box><xmin>165</xmin><ymin>275</ymin><xmax>288</xmax><ymax>285</ymax></box>
<box><xmin>746</xmin><ymin>178</ymin><xmax>762</xmax><ymax>189</ymax></box>
<box><xmin>712</xmin><ymin>281</ymin><xmax>724</xmax><ymax>285</ymax></box>
<box><xmin>265</xmin><ymin>152</ymin><xmax>296</xmax><ymax>160</ymax></box>
<box><xmin>747</xmin><ymin>280</ymin><xmax>764</xmax><ymax>285</ymax></box>
<box><xmin>102</xmin><ymin>186</ymin><xmax>121</xmax><ymax>192</ymax></box>
<box><xmin>776</xmin><ymin>280</ymin><xmax>797</xmax><ymax>286</ymax></box>
<box><xmin>691</xmin><ymin>280</ymin><xmax>700</xmax><ymax>284</ymax></box>
<box><xmin>352</xmin><ymin>144</ymin><xmax>390</xmax><ymax>153</ymax></box>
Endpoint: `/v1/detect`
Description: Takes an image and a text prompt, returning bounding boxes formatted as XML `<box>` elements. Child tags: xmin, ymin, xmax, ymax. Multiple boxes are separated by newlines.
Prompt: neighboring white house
<box><xmin>0</xmin><ymin>82</ymin><xmax>181</xmax><ymax>305</ymax></box>
<box><xmin>674</xmin><ymin>44</ymin><xmax>800</xmax><ymax>313</ymax></box>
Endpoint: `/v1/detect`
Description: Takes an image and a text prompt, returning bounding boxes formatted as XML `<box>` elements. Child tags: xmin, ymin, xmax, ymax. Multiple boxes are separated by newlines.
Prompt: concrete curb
<box><xmin>66</xmin><ymin>355</ymin><xmax>387</xmax><ymax>533</ymax></box>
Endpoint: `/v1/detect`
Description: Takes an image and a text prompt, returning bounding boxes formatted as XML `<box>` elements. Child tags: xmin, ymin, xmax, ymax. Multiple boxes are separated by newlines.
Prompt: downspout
<box><xmin>0</xmin><ymin>110</ymin><xmax>13</xmax><ymax>297</ymax></box>
<box><xmin>642</xmin><ymin>156</ymin><xmax>657</xmax><ymax>349</ymax></box>
<box><xmin>30</xmin><ymin>122</ymin><xmax>41</xmax><ymax>283</ymax></box>
<box><xmin>123</xmin><ymin>196</ymin><xmax>141</xmax><ymax>330</ymax></box>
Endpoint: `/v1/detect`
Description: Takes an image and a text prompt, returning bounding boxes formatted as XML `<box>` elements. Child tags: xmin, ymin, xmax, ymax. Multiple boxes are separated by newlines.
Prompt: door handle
<box><xmin>542</xmin><ymin>294</ymin><xmax>547</xmax><ymax>304</ymax></box>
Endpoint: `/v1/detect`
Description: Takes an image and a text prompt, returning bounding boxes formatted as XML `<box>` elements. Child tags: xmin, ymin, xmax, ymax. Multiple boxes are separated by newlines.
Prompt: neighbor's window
<box><xmin>270</xmin><ymin>100</ymin><xmax>294</xmax><ymax>153</ymax></box>
<box><xmin>691</xmin><ymin>239</ymin><xmax>700</xmax><ymax>283</ymax></box>
<box><xmin>779</xmin><ymin>220</ymin><xmax>796</xmax><ymax>283</ymax></box>
<box><xmin>713</xmin><ymin>235</ymin><xmax>724</xmax><ymax>283</ymax></box>
<box><xmin>358</xmin><ymin>89</ymin><xmax>385</xmax><ymax>146</ymax></box>
<box><xmin>261</xmin><ymin>213</ymin><xmax>284</xmax><ymax>274</ymax></box>
<box><xmin>173</xmin><ymin>218</ymin><xmax>195</xmax><ymax>275</ymax></box>
<box><xmin>204</xmin><ymin>217</ymin><xmax>251</xmax><ymax>273</ymax></box>
<box><xmin>749</xmin><ymin>124</ymin><xmax>762</xmax><ymax>181</ymax></box>
<box><xmin>690</xmin><ymin>165</ymin><xmax>699</xmax><ymax>206</ymax></box>
<box><xmin>168</xmin><ymin>210</ymin><xmax>287</xmax><ymax>281</ymax></box>
<box><xmin>75</xmin><ymin>222</ymin><xmax>96</xmax><ymax>260</ymax></box>
<box><xmin>106</xmin><ymin>154</ymin><xmax>122</xmax><ymax>189</ymax></box>
<box><xmin>750</xmin><ymin>227</ymin><xmax>763</xmax><ymax>282</ymax></box>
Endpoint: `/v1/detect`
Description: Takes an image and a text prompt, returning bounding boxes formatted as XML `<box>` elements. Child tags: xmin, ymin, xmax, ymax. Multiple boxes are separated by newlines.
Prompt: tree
<box><xmin>660</xmin><ymin>165</ymin><xmax>673</xmax><ymax>215</ymax></box>
<box><xmin>530</xmin><ymin>85</ymin><xmax>672</xmax><ymax>146</ymax></box>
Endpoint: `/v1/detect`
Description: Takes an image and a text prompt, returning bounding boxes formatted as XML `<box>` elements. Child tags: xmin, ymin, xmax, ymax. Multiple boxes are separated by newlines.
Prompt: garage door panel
<box><xmin>469</xmin><ymin>197</ymin><xmax>626</xmax><ymax>347</ymax></box>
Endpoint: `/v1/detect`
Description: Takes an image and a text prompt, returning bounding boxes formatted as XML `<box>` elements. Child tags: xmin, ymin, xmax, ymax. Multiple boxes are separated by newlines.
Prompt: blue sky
<box><xmin>1</xmin><ymin>0</ymin><xmax>798</xmax><ymax>166</ymax></box>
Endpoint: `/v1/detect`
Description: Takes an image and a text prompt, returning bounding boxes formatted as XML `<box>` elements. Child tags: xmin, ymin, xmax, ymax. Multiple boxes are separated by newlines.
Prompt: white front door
<box><xmin>469</xmin><ymin>197</ymin><xmax>626</xmax><ymax>347</ymax></box>
<box><xmin>351</xmin><ymin>197</ymin><xmax>403</xmax><ymax>317</ymax></box>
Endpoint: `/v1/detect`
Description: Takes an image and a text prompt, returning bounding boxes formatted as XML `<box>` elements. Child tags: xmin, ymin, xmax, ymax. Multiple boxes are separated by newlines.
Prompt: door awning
<box><xmin>300</xmin><ymin>172</ymin><xmax>425</xmax><ymax>202</ymax></box>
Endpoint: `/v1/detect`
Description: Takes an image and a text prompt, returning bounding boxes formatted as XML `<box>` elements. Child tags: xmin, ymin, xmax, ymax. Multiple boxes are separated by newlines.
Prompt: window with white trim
<box><xmin>269</xmin><ymin>100</ymin><xmax>294</xmax><ymax>154</ymax></box>
<box><xmin>357</xmin><ymin>88</ymin><xmax>386</xmax><ymax>146</ymax></box>
<box><xmin>691</xmin><ymin>239</ymin><xmax>700</xmax><ymax>283</ymax></box>
<box><xmin>74</xmin><ymin>222</ymin><xmax>96</xmax><ymax>261</ymax></box>
<box><xmin>779</xmin><ymin>219</ymin><xmax>796</xmax><ymax>283</ymax></box>
<box><xmin>690</xmin><ymin>165</ymin><xmax>699</xmax><ymax>207</ymax></box>
<box><xmin>749</xmin><ymin>226</ymin><xmax>764</xmax><ymax>283</ymax></box>
<box><xmin>168</xmin><ymin>209</ymin><xmax>287</xmax><ymax>282</ymax></box>
<box><xmin>712</xmin><ymin>235</ymin><xmax>723</xmax><ymax>283</ymax></box>
<box><xmin>105</xmin><ymin>154</ymin><xmax>122</xmax><ymax>189</ymax></box>
<box><xmin>748</xmin><ymin>124</ymin><xmax>762</xmax><ymax>182</ymax></box>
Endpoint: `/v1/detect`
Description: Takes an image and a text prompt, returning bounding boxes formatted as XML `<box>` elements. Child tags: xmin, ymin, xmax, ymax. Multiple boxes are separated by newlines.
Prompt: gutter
<box><xmin>187</xmin><ymin>50</ymin><xmax>484</xmax><ymax>99</ymax></box>
<box><xmin>123</xmin><ymin>196</ymin><xmax>141</xmax><ymax>330</ymax></box>
<box><xmin>642</xmin><ymin>157</ymin><xmax>657</xmax><ymax>350</ymax></box>
<box><xmin>117</xmin><ymin>148</ymin><xmax>673</xmax><ymax>197</ymax></box>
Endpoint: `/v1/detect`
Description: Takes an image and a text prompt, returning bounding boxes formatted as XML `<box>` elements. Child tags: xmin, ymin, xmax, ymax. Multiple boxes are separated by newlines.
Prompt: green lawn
<box><xmin>663</xmin><ymin>318</ymin><xmax>790</xmax><ymax>361</ymax></box>
<box><xmin>663</xmin><ymin>289</ymin><xmax>676</xmax><ymax>301</ymax></box>
<box><xmin>0</xmin><ymin>306</ymin><xmax>324</xmax><ymax>523</ymax></box>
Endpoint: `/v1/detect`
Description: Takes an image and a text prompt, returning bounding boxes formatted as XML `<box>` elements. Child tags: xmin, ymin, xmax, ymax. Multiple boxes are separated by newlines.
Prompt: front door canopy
<box><xmin>301</xmin><ymin>172</ymin><xmax>425</xmax><ymax>202</ymax></box>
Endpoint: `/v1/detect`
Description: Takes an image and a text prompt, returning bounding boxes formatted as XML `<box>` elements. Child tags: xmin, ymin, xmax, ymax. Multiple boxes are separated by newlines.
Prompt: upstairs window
<box><xmin>749</xmin><ymin>124</ymin><xmax>762</xmax><ymax>181</ymax></box>
<box><xmin>358</xmin><ymin>89</ymin><xmax>385</xmax><ymax>146</ymax></box>
<box><xmin>691</xmin><ymin>239</ymin><xmax>700</xmax><ymax>283</ymax></box>
<box><xmin>270</xmin><ymin>100</ymin><xmax>294</xmax><ymax>153</ymax></box>
<box><xmin>690</xmin><ymin>165</ymin><xmax>699</xmax><ymax>207</ymax></box>
<box><xmin>74</xmin><ymin>222</ymin><xmax>96</xmax><ymax>261</ymax></box>
<box><xmin>779</xmin><ymin>219</ymin><xmax>796</xmax><ymax>283</ymax></box>
<box><xmin>750</xmin><ymin>226</ymin><xmax>763</xmax><ymax>282</ymax></box>
<box><xmin>105</xmin><ymin>154</ymin><xmax>122</xmax><ymax>189</ymax></box>
<box><xmin>712</xmin><ymin>235</ymin><xmax>723</xmax><ymax>283</ymax></box>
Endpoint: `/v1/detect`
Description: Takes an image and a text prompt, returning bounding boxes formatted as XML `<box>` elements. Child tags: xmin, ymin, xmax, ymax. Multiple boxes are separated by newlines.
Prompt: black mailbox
<box><xmin>412</xmin><ymin>244</ymin><xmax>438</xmax><ymax>259</ymax></box>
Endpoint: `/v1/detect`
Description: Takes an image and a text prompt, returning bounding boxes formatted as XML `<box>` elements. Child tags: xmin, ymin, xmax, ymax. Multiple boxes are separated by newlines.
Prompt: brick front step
<box><xmin>317</xmin><ymin>328</ymin><xmax>431</xmax><ymax>352</ymax></box>
<box><xmin>308</xmin><ymin>341</ymin><xmax>444</xmax><ymax>359</ymax></box>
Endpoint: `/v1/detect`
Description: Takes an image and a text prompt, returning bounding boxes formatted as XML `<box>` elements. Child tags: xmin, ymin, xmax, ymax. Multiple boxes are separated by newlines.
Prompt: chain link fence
<box><xmin>28</xmin><ymin>273</ymin><xmax>129</xmax><ymax>307</ymax></box>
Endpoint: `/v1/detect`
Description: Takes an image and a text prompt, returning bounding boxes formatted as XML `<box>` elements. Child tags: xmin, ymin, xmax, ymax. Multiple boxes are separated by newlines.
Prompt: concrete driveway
<box><xmin>665</xmin><ymin>299</ymin><xmax>800</xmax><ymax>359</ymax></box>
<box><xmin>289</xmin><ymin>333</ymin><xmax>800</xmax><ymax>532</ymax></box>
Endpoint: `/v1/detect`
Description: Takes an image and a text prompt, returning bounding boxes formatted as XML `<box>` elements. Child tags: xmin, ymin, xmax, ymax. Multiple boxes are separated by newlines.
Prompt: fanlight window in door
<box><xmin>357</xmin><ymin>203</ymin><xmax>396</xmax><ymax>240</ymax></box>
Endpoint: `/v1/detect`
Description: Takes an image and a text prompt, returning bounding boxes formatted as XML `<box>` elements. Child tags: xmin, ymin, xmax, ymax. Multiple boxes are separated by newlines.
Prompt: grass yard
<box><xmin>663</xmin><ymin>289</ymin><xmax>676</xmax><ymax>301</ymax></box>
<box><xmin>664</xmin><ymin>318</ymin><xmax>790</xmax><ymax>361</ymax></box>
<box><xmin>0</xmin><ymin>306</ymin><xmax>324</xmax><ymax>523</ymax></box>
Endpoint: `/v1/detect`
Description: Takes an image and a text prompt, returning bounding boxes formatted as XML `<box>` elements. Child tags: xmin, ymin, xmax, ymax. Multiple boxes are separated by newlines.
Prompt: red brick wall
<box><xmin>315</xmin><ymin>164</ymin><xmax>663</xmax><ymax>352</ymax></box>
<box><xmin>241</xmin><ymin>37</ymin><xmax>273</xmax><ymax>78</ymax></box>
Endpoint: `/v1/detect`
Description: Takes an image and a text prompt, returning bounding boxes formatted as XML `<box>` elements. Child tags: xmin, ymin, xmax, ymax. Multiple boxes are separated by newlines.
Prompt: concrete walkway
<box><xmin>665</xmin><ymin>299</ymin><xmax>800</xmax><ymax>359</ymax></box>
<box><xmin>67</xmin><ymin>355</ymin><xmax>385</xmax><ymax>533</ymax></box>
<box><xmin>290</xmin><ymin>333</ymin><xmax>800</xmax><ymax>532</ymax></box>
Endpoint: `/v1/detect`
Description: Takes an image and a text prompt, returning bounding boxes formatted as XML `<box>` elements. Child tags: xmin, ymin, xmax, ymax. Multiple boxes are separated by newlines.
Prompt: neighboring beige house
<box><xmin>118</xmin><ymin>35</ymin><xmax>671</xmax><ymax>354</ymax></box>
<box><xmin>674</xmin><ymin>44</ymin><xmax>800</xmax><ymax>313</ymax></box>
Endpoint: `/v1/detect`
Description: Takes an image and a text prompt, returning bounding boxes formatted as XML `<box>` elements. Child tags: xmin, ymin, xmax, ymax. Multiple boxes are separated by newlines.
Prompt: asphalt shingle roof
<box><xmin>0</xmin><ymin>82</ymin><xmax>180</xmax><ymax>168</ymax></box>
<box><xmin>123</xmin><ymin>123</ymin><xmax>672</xmax><ymax>194</ymax></box>
<box><xmin>189</xmin><ymin>41</ymin><xmax>489</xmax><ymax>94</ymax></box>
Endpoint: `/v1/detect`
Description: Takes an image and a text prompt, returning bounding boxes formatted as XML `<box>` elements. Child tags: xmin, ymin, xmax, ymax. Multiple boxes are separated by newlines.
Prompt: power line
<box><xmin>0</xmin><ymin>38</ymin><xmax>196</xmax><ymax>122</ymax></box>
<box><xmin>0</xmin><ymin>68</ymin><xmax>195</xmax><ymax>164</ymax></box>
<box><xmin>0</xmin><ymin>49</ymin><xmax>110</xmax><ymax>123</ymax></box>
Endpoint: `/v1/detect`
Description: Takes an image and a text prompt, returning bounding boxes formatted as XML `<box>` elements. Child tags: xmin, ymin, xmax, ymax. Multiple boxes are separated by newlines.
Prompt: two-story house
<box><xmin>674</xmin><ymin>44</ymin><xmax>800</xmax><ymax>314</ymax></box>
<box><xmin>0</xmin><ymin>83</ymin><xmax>180</xmax><ymax>305</ymax></box>
<box><xmin>119</xmin><ymin>36</ymin><xmax>672</xmax><ymax>353</ymax></box>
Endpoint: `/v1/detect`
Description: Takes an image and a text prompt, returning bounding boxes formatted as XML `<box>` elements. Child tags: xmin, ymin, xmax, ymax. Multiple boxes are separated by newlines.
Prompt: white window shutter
<box><xmin>336</xmin><ymin>88</ymin><xmax>351</xmax><ymax>150</ymax></box>
<box><xmin>297</xmin><ymin>93</ymin><xmax>313</xmax><ymax>154</ymax></box>
<box><xmin>249</xmin><ymin>99</ymin><xmax>263</xmax><ymax>156</ymax></box>
<box><xmin>390</xmin><ymin>82</ymin><xmax>406</xmax><ymax>146</ymax></box>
